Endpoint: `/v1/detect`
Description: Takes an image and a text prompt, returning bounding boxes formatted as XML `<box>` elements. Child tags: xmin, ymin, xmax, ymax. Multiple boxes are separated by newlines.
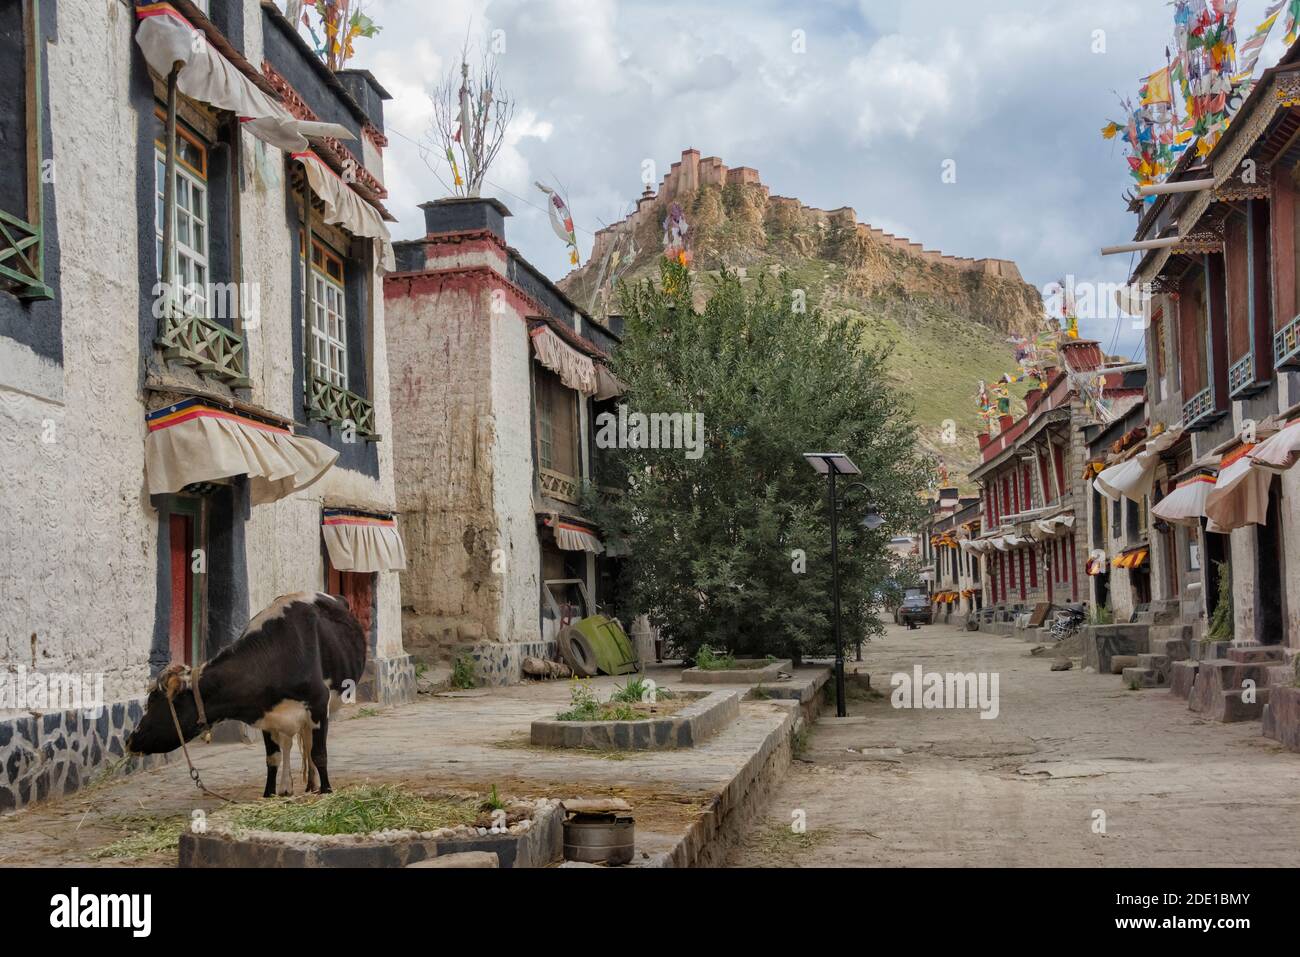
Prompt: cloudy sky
<box><xmin>348</xmin><ymin>0</ymin><xmax>1293</xmax><ymax>357</ymax></box>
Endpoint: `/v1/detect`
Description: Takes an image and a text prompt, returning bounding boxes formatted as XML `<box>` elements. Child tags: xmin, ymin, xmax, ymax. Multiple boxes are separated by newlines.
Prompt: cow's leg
<box><xmin>262</xmin><ymin>732</ymin><xmax>281</xmax><ymax>799</ymax></box>
<box><xmin>301</xmin><ymin>723</ymin><xmax>316</xmax><ymax>793</ymax></box>
<box><xmin>276</xmin><ymin>733</ymin><xmax>295</xmax><ymax>796</ymax></box>
<box><xmin>310</xmin><ymin>716</ymin><xmax>331</xmax><ymax>794</ymax></box>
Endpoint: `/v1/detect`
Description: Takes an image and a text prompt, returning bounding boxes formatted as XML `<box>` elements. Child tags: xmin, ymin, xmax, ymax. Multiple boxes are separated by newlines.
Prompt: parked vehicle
<box><xmin>898</xmin><ymin>589</ymin><xmax>933</xmax><ymax>629</ymax></box>
<box><xmin>1049</xmin><ymin>603</ymin><xmax>1087</xmax><ymax>642</ymax></box>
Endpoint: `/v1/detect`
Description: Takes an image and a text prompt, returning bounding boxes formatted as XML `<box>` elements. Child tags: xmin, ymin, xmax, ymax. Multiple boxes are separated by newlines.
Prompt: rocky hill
<box><xmin>559</xmin><ymin>149</ymin><xmax>1043</xmax><ymax>484</ymax></box>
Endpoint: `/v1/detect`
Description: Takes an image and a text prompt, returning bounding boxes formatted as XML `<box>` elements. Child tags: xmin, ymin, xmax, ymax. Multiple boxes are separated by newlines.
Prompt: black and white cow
<box><xmin>126</xmin><ymin>592</ymin><xmax>367</xmax><ymax>797</ymax></box>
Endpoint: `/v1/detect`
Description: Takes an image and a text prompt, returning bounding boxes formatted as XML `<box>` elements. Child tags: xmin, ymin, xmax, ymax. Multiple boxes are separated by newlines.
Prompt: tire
<box><xmin>559</xmin><ymin>626</ymin><xmax>599</xmax><ymax>677</ymax></box>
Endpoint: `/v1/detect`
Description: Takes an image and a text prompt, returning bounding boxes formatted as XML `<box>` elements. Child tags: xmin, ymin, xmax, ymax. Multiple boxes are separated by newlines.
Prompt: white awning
<box><xmin>1250</xmin><ymin>419</ymin><xmax>1300</xmax><ymax>470</ymax></box>
<box><xmin>145</xmin><ymin>399</ymin><xmax>337</xmax><ymax>506</ymax></box>
<box><xmin>1205</xmin><ymin>446</ymin><xmax>1271</xmax><ymax>532</ymax></box>
<box><xmin>531</xmin><ymin>326</ymin><xmax>598</xmax><ymax>395</ymax></box>
<box><xmin>546</xmin><ymin>519</ymin><xmax>604</xmax><ymax>554</ymax></box>
<box><xmin>322</xmin><ymin>511</ymin><xmax>407</xmax><ymax>573</ymax></box>
<box><xmin>1151</xmin><ymin>472</ymin><xmax>1216</xmax><ymax>527</ymax></box>
<box><xmin>1095</xmin><ymin>452</ymin><xmax>1156</xmax><ymax>503</ymax></box>
<box><xmin>1095</xmin><ymin>427</ymin><xmax>1182</xmax><ymax>504</ymax></box>
<box><xmin>136</xmin><ymin>4</ymin><xmax>307</xmax><ymax>152</ymax></box>
<box><xmin>594</xmin><ymin>364</ymin><xmax>629</xmax><ymax>401</ymax></box>
<box><xmin>294</xmin><ymin>151</ymin><xmax>396</xmax><ymax>272</ymax></box>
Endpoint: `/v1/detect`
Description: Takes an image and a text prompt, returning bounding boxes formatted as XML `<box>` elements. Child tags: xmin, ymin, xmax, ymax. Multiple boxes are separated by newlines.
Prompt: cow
<box><xmin>126</xmin><ymin>592</ymin><xmax>367</xmax><ymax>797</ymax></box>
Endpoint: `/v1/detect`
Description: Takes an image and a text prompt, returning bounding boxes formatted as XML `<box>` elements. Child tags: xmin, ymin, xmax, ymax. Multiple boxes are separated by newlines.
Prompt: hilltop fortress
<box><xmin>583</xmin><ymin>148</ymin><xmax>1027</xmax><ymax>283</ymax></box>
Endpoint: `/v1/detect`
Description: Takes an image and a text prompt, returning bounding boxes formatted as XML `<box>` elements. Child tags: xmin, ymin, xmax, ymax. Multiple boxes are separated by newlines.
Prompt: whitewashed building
<box><xmin>0</xmin><ymin>0</ymin><xmax>410</xmax><ymax>814</ymax></box>
<box><xmin>385</xmin><ymin>197</ymin><xmax>630</xmax><ymax>684</ymax></box>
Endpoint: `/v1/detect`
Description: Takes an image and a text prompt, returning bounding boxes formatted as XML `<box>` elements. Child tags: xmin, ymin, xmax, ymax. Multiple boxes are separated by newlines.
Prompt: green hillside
<box><xmin>560</xmin><ymin>181</ymin><xmax>1041</xmax><ymax>487</ymax></box>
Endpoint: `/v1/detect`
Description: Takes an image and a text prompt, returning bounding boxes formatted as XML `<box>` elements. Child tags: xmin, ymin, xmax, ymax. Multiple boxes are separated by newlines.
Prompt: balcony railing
<box><xmin>1276</xmin><ymin>313</ymin><xmax>1300</xmax><ymax>369</ymax></box>
<box><xmin>1227</xmin><ymin>353</ymin><xmax>1264</xmax><ymax>399</ymax></box>
<box><xmin>307</xmin><ymin>375</ymin><xmax>378</xmax><ymax>439</ymax></box>
<box><xmin>156</xmin><ymin>310</ymin><xmax>250</xmax><ymax>387</ymax></box>
<box><xmin>539</xmin><ymin>467</ymin><xmax>580</xmax><ymax>504</ymax></box>
<box><xmin>1182</xmin><ymin>386</ymin><xmax>1221</xmax><ymax>432</ymax></box>
<box><xmin>0</xmin><ymin>207</ymin><xmax>52</xmax><ymax>300</ymax></box>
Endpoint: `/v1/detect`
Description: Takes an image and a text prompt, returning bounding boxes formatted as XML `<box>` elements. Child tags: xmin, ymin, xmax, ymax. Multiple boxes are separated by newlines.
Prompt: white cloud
<box><xmin>348</xmin><ymin>0</ymin><xmax>1292</xmax><ymax>359</ymax></box>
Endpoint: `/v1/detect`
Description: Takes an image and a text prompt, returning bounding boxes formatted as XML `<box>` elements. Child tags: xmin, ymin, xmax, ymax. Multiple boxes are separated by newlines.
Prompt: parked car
<box><xmin>897</xmin><ymin>590</ymin><xmax>932</xmax><ymax>629</ymax></box>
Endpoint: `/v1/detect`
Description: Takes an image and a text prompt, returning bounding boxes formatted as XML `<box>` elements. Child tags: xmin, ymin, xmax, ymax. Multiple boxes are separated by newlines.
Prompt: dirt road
<box><xmin>729</xmin><ymin>620</ymin><xmax>1300</xmax><ymax>867</ymax></box>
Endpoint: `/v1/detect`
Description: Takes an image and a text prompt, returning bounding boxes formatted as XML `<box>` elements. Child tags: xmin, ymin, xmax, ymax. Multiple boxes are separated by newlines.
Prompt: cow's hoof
<box><xmin>262</xmin><ymin>790</ymin><xmax>275</xmax><ymax>799</ymax></box>
<box><xmin>319</xmin><ymin>786</ymin><xmax>332</xmax><ymax>795</ymax></box>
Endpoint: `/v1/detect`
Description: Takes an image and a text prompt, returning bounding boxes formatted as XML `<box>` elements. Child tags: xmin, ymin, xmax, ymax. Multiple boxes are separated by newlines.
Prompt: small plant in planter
<box><xmin>610</xmin><ymin>676</ymin><xmax>674</xmax><ymax>703</ymax></box>
<box><xmin>555</xmin><ymin>679</ymin><xmax>675</xmax><ymax>722</ymax></box>
<box><xmin>695</xmin><ymin>645</ymin><xmax>738</xmax><ymax>671</ymax></box>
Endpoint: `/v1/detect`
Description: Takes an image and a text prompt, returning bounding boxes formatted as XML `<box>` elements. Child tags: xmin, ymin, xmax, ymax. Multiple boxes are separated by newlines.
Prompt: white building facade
<box><xmin>0</xmin><ymin>0</ymin><xmax>410</xmax><ymax>814</ymax></box>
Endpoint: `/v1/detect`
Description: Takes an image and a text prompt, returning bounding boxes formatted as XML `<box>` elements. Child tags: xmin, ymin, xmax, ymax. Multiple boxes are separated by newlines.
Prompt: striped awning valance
<box><xmin>145</xmin><ymin>399</ymin><xmax>337</xmax><ymax>506</ymax></box>
<box><xmin>322</xmin><ymin>509</ymin><xmax>407</xmax><ymax>573</ymax></box>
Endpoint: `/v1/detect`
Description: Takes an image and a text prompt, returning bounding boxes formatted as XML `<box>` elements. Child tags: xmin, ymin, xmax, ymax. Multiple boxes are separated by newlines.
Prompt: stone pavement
<box><xmin>0</xmin><ymin>665</ymin><xmax>813</xmax><ymax>867</ymax></box>
<box><xmin>729</xmin><ymin>620</ymin><xmax>1300</xmax><ymax>867</ymax></box>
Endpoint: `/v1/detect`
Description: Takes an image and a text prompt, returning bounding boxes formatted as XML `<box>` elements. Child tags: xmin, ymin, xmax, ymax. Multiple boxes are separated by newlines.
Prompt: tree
<box><xmin>586</xmin><ymin>261</ymin><xmax>932</xmax><ymax>663</ymax></box>
<box><xmin>424</xmin><ymin>46</ymin><xmax>514</xmax><ymax>198</ymax></box>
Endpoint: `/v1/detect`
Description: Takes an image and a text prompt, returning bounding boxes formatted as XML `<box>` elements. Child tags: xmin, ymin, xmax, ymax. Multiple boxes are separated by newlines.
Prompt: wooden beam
<box><xmin>1101</xmin><ymin>237</ymin><xmax>1181</xmax><ymax>256</ymax></box>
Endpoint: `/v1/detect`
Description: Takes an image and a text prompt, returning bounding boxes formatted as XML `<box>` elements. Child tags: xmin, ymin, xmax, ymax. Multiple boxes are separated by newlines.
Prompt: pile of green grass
<box><xmin>91</xmin><ymin>814</ymin><xmax>190</xmax><ymax>860</ymax></box>
<box><xmin>219</xmin><ymin>785</ymin><xmax>480</xmax><ymax>836</ymax></box>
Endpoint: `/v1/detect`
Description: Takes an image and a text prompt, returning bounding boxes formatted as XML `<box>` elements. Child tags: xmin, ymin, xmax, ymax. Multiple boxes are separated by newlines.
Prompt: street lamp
<box><xmin>803</xmin><ymin>453</ymin><xmax>884</xmax><ymax>718</ymax></box>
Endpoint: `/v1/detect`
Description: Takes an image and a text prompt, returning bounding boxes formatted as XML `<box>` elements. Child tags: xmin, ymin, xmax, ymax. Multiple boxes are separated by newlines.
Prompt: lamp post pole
<box><xmin>827</xmin><ymin>467</ymin><xmax>847</xmax><ymax>718</ymax></box>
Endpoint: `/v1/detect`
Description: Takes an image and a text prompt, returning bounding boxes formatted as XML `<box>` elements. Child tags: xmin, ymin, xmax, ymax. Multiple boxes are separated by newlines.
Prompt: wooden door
<box><xmin>327</xmin><ymin>565</ymin><xmax>376</xmax><ymax>644</ymax></box>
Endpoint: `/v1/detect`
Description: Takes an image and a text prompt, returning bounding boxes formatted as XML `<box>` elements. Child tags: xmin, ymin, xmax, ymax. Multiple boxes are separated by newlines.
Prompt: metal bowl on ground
<box><xmin>562</xmin><ymin>813</ymin><xmax>635</xmax><ymax>866</ymax></box>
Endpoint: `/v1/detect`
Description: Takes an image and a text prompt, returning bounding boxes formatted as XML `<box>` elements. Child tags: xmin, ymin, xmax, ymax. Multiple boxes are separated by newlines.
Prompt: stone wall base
<box><xmin>358</xmin><ymin>654</ymin><xmax>417</xmax><ymax>706</ymax></box>
<box><xmin>0</xmin><ymin>698</ymin><xmax>170</xmax><ymax>816</ymax></box>
<box><xmin>461</xmin><ymin>640</ymin><xmax>561</xmax><ymax>687</ymax></box>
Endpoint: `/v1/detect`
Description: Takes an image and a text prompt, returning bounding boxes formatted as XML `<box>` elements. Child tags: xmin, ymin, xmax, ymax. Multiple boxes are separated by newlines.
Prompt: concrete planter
<box><xmin>1081</xmin><ymin>624</ymin><xmax>1149</xmax><ymax>674</ymax></box>
<box><xmin>178</xmin><ymin>798</ymin><xmax>564</xmax><ymax>868</ymax></box>
<box><xmin>682</xmin><ymin>659</ymin><xmax>792</xmax><ymax>685</ymax></box>
<box><xmin>1263</xmin><ymin>686</ymin><xmax>1300</xmax><ymax>752</ymax></box>
<box><xmin>530</xmin><ymin>690</ymin><xmax>741</xmax><ymax>751</ymax></box>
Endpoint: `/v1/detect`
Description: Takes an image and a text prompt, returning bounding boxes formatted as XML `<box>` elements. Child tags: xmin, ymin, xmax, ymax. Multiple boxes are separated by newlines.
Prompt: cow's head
<box><xmin>125</xmin><ymin>664</ymin><xmax>203</xmax><ymax>754</ymax></box>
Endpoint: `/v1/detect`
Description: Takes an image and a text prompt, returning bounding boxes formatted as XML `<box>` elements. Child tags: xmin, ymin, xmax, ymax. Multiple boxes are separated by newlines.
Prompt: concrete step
<box><xmin>1188</xmin><ymin>659</ymin><xmax>1274</xmax><ymax>722</ymax></box>
<box><xmin>1265</xmin><ymin>664</ymin><xmax>1295</xmax><ymax>689</ymax></box>
<box><xmin>1170</xmin><ymin>660</ymin><xmax>1198</xmax><ymax>699</ymax></box>
<box><xmin>1148</xmin><ymin>634</ymin><xmax>1190</xmax><ymax>660</ymax></box>
<box><xmin>1262</xmin><ymin>686</ymin><xmax>1300</xmax><ymax>752</ymax></box>
<box><xmin>1191</xmin><ymin>639</ymin><xmax>1231</xmax><ymax>662</ymax></box>
<box><xmin>1137</xmin><ymin>653</ymin><xmax>1173</xmax><ymax>684</ymax></box>
<box><xmin>1227</xmin><ymin>646</ymin><xmax>1285</xmax><ymax>664</ymax></box>
<box><xmin>1121</xmin><ymin>666</ymin><xmax>1167</xmax><ymax>690</ymax></box>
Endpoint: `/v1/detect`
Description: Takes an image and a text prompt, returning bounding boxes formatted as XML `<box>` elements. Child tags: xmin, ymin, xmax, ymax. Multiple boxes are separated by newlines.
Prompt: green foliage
<box><xmin>555</xmin><ymin>679</ymin><xmax>652</xmax><ymax>722</ymax></box>
<box><xmin>483</xmin><ymin>785</ymin><xmax>506</xmax><ymax>812</ymax></box>
<box><xmin>1090</xmin><ymin>603</ymin><xmax>1114</xmax><ymax>626</ymax></box>
<box><xmin>91</xmin><ymin>815</ymin><xmax>189</xmax><ymax>860</ymax></box>
<box><xmin>451</xmin><ymin>655</ymin><xmax>477</xmax><ymax>690</ymax></box>
<box><xmin>610</xmin><ymin>676</ymin><xmax>675</xmax><ymax>703</ymax></box>
<box><xmin>1207</xmin><ymin>562</ymin><xmax>1233</xmax><ymax>642</ymax></box>
<box><xmin>224</xmin><ymin>786</ymin><xmax>477</xmax><ymax>836</ymax></box>
<box><xmin>556</xmin><ymin>679</ymin><xmax>602</xmax><ymax>721</ymax></box>
<box><xmin>588</xmin><ymin>262</ymin><xmax>932</xmax><ymax>663</ymax></box>
<box><xmin>695</xmin><ymin>644</ymin><xmax>738</xmax><ymax>671</ymax></box>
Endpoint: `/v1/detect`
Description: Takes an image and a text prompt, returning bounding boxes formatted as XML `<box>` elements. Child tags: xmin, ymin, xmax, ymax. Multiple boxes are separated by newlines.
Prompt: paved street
<box><xmin>730</xmin><ymin>620</ymin><xmax>1300</xmax><ymax>867</ymax></box>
